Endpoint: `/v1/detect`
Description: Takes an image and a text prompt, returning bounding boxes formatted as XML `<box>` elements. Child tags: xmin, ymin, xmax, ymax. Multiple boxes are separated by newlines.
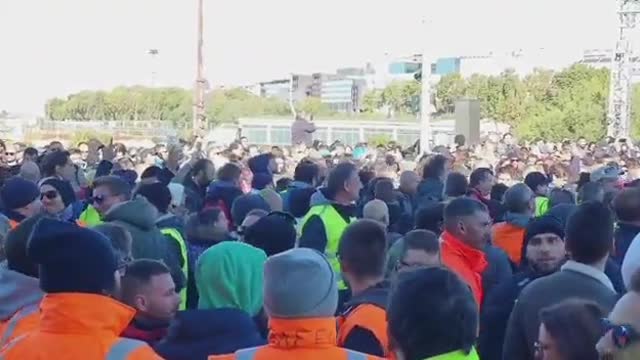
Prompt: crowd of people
<box><xmin>0</xmin><ymin>130</ymin><xmax>639</xmax><ymax>360</ymax></box>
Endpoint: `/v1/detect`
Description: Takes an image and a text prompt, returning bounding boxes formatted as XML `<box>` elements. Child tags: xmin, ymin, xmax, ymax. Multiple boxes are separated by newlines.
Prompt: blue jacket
<box><xmin>281</xmin><ymin>181</ymin><xmax>313</xmax><ymax>213</ymax></box>
<box><xmin>154</xmin><ymin>308</ymin><xmax>266</xmax><ymax>360</ymax></box>
<box><xmin>416</xmin><ymin>177</ymin><xmax>444</xmax><ymax>209</ymax></box>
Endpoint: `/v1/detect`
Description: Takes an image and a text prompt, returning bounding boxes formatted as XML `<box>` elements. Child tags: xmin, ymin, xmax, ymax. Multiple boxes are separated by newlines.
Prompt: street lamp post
<box><xmin>193</xmin><ymin>0</ymin><xmax>207</xmax><ymax>136</ymax></box>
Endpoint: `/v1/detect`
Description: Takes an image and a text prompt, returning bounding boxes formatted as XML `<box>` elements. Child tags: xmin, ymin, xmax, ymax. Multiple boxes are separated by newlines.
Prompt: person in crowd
<box><xmin>19</xmin><ymin>161</ymin><xmax>40</xmax><ymax>183</ymax></box>
<box><xmin>290</xmin><ymin>114</ymin><xmax>316</xmax><ymax>147</ymax></box>
<box><xmin>85</xmin><ymin>175</ymin><xmax>133</xmax><ymax>226</ymax></box>
<box><xmin>93</xmin><ymin>222</ymin><xmax>134</xmax><ymax>268</ymax></box>
<box><xmin>210</xmin><ymin>248</ymin><xmax>382</xmax><ymax>360</ymax></box>
<box><xmin>414</xmin><ymin>202</ymin><xmax>445</xmax><ymax>235</ymax></box>
<box><xmin>387</xmin><ymin>267</ymin><xmax>480</xmax><ymax>360</ymax></box>
<box><xmin>155</xmin><ymin>242</ymin><xmax>266</xmax><ymax>360</ymax></box>
<box><xmin>259</xmin><ymin>188</ymin><xmax>283</xmax><ymax>212</ymax></box>
<box><xmin>362</xmin><ymin>199</ymin><xmax>389</xmax><ymax>226</ymax></box>
<box><xmin>480</xmin><ymin>215</ymin><xmax>566</xmax><ymax>360</ymax></box>
<box><xmin>167</xmin><ymin>182</ymin><xmax>188</xmax><ymax>217</ymax></box>
<box><xmin>206</xmin><ymin>163</ymin><xmax>245</xmax><ymax>225</ymax></box>
<box><xmin>0</xmin><ymin>176</ymin><xmax>42</xmax><ymax>229</ymax></box>
<box><xmin>184</xmin><ymin>208</ymin><xmax>231</xmax><ymax>309</ymax></box>
<box><xmin>578</xmin><ymin>181</ymin><xmax>605</xmax><ymax>204</ymax></box>
<box><xmin>299</xmin><ymin>162</ymin><xmax>361</xmax><ymax>293</ymax></box>
<box><xmin>183</xmin><ymin>159</ymin><xmax>215</xmax><ymax>213</ymax></box>
<box><xmin>612</xmin><ymin>187</ymin><xmax>640</xmax><ymax>265</ymax></box>
<box><xmin>491</xmin><ymin>183</ymin><xmax>509</xmax><ymax>203</ymax></box>
<box><xmin>288</xmin><ymin>186</ymin><xmax>316</xmax><ymax>226</ymax></box>
<box><xmin>281</xmin><ymin>160</ymin><xmax>319</xmax><ymax>212</ymax></box>
<box><xmin>0</xmin><ymin>214</ymin><xmax>47</xmax><ymax>347</ymax></box>
<box><xmin>237</xmin><ymin>208</ymin><xmax>268</xmax><ymax>239</ymax></box>
<box><xmin>467</xmin><ymin>168</ymin><xmax>494</xmax><ymax>206</ymax></box>
<box><xmin>0</xmin><ymin>218</ymin><xmax>163</xmax><ymax>359</ymax></box>
<box><xmin>22</xmin><ymin>147</ymin><xmax>38</xmax><ymax>164</ymax></box>
<box><xmin>385</xmin><ymin>229</ymin><xmax>440</xmax><ymax>278</ymax></box>
<box><xmin>374</xmin><ymin>178</ymin><xmax>409</xmax><ymax>234</ymax></box>
<box><xmin>140</xmin><ymin>166</ymin><xmax>164</xmax><ymax>185</ymax></box>
<box><xmin>39</xmin><ymin>150</ymin><xmax>75</xmax><ymax>184</ymax></box>
<box><xmin>597</xmin><ymin>269</ymin><xmax>640</xmax><ymax>359</ymax></box>
<box><xmin>39</xmin><ymin>178</ymin><xmax>80</xmax><ymax>223</ymax></box>
<box><xmin>231</xmin><ymin>193</ymin><xmax>271</xmax><ymax>229</ymax></box>
<box><xmin>121</xmin><ymin>259</ymin><xmax>181</xmax><ymax>345</ymax></box>
<box><xmin>503</xmin><ymin>202</ymin><xmax>619</xmax><ymax>360</ymax></box>
<box><xmin>243</xmin><ymin>211</ymin><xmax>297</xmax><ymax>256</ymax></box>
<box><xmin>492</xmin><ymin>183</ymin><xmax>534</xmax><ymax>266</ymax></box>
<box><xmin>441</xmin><ymin>197</ymin><xmax>490</xmax><ymax>307</ymax></box>
<box><xmin>524</xmin><ymin>171</ymin><xmax>551</xmax><ymax>216</ymax></box>
<box><xmin>547</xmin><ymin>188</ymin><xmax>575</xmax><ymax>208</ymax></box>
<box><xmin>102</xmin><ymin>193</ymin><xmax>184</xmax><ymax>296</ymax></box>
<box><xmin>591</xmin><ymin>165</ymin><xmax>623</xmax><ymax>194</ymax></box>
<box><xmin>445</xmin><ymin>172</ymin><xmax>469</xmax><ymax>200</ymax></box>
<box><xmin>536</xmin><ymin>300</ymin><xmax>604</xmax><ymax>360</ymax></box>
<box><xmin>416</xmin><ymin>154</ymin><xmax>447</xmax><ymax>207</ymax></box>
<box><xmin>337</xmin><ymin>219</ymin><xmax>389</xmax><ymax>357</ymax></box>
<box><xmin>397</xmin><ymin>170</ymin><xmax>420</xmax><ymax>218</ymax></box>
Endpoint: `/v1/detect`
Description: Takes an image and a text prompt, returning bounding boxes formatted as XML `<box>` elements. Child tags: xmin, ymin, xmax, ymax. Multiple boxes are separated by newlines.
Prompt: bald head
<box><xmin>399</xmin><ymin>171</ymin><xmax>420</xmax><ymax>195</ymax></box>
<box><xmin>363</xmin><ymin>199</ymin><xmax>389</xmax><ymax>227</ymax></box>
<box><xmin>19</xmin><ymin>161</ymin><xmax>41</xmax><ymax>183</ymax></box>
<box><xmin>503</xmin><ymin>183</ymin><xmax>535</xmax><ymax>215</ymax></box>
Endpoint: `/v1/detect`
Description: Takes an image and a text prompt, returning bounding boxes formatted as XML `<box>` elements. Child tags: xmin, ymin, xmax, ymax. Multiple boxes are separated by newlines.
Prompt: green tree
<box><xmin>362</xmin><ymin>89</ymin><xmax>384</xmax><ymax>113</ymax></box>
<box><xmin>435</xmin><ymin>73</ymin><xmax>466</xmax><ymax>113</ymax></box>
<box><xmin>297</xmin><ymin>97</ymin><xmax>332</xmax><ymax>116</ymax></box>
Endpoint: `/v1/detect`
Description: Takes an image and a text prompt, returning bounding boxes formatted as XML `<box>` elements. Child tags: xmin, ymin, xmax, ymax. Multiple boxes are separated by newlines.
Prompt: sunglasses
<box><xmin>601</xmin><ymin>318</ymin><xmax>640</xmax><ymax>349</ymax></box>
<box><xmin>5</xmin><ymin>152</ymin><xmax>15</xmax><ymax>156</ymax></box>
<box><xmin>90</xmin><ymin>195</ymin><xmax>108</xmax><ymax>204</ymax></box>
<box><xmin>41</xmin><ymin>190</ymin><xmax>59</xmax><ymax>200</ymax></box>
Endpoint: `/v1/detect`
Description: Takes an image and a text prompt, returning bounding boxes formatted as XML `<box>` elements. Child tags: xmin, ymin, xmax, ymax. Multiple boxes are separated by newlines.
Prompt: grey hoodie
<box><xmin>0</xmin><ymin>269</ymin><xmax>43</xmax><ymax>321</ymax></box>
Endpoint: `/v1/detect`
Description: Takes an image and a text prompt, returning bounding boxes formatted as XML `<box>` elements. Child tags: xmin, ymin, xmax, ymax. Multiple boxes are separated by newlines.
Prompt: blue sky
<box><xmin>0</xmin><ymin>0</ymin><xmax>619</xmax><ymax>113</ymax></box>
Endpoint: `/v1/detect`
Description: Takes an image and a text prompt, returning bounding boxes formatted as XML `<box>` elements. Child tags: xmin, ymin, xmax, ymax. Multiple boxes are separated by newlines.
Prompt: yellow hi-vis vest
<box><xmin>79</xmin><ymin>205</ymin><xmax>102</xmax><ymax>227</ymax></box>
<box><xmin>300</xmin><ymin>204</ymin><xmax>354</xmax><ymax>290</ymax></box>
<box><xmin>160</xmin><ymin>228</ymin><xmax>188</xmax><ymax>310</ymax></box>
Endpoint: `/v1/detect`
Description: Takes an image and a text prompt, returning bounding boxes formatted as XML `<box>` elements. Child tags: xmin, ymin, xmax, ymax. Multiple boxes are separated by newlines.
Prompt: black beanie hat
<box><xmin>28</xmin><ymin>218</ymin><xmax>118</xmax><ymax>294</ymax></box>
<box><xmin>5</xmin><ymin>213</ymin><xmax>48</xmax><ymax>278</ymax></box>
<box><xmin>521</xmin><ymin>215</ymin><xmax>565</xmax><ymax>262</ymax></box>
<box><xmin>244</xmin><ymin>211</ymin><xmax>297</xmax><ymax>256</ymax></box>
<box><xmin>1</xmin><ymin>177</ymin><xmax>39</xmax><ymax>210</ymax></box>
<box><xmin>136</xmin><ymin>182</ymin><xmax>172</xmax><ymax>214</ymax></box>
<box><xmin>231</xmin><ymin>194</ymin><xmax>271</xmax><ymax>226</ymax></box>
<box><xmin>41</xmin><ymin>178</ymin><xmax>77</xmax><ymax>208</ymax></box>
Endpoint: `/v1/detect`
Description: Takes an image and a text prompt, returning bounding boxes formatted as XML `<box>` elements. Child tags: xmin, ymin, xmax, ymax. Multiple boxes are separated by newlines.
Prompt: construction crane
<box><xmin>607</xmin><ymin>0</ymin><xmax>640</xmax><ymax>138</ymax></box>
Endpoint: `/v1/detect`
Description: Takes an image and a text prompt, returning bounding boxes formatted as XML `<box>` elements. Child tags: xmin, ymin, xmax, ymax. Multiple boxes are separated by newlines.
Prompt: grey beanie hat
<box><xmin>263</xmin><ymin>248</ymin><xmax>338</xmax><ymax>319</ymax></box>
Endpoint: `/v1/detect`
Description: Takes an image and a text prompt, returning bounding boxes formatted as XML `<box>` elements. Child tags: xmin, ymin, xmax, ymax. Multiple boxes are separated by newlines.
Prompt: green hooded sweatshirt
<box><xmin>195</xmin><ymin>241</ymin><xmax>266</xmax><ymax>316</ymax></box>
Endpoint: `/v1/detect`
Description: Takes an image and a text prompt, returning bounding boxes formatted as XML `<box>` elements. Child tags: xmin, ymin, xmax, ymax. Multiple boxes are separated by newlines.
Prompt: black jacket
<box><xmin>479</xmin><ymin>270</ymin><xmax>545</xmax><ymax>360</ymax></box>
<box><xmin>613</xmin><ymin>223</ymin><xmax>640</xmax><ymax>265</ymax></box>
<box><xmin>416</xmin><ymin>177</ymin><xmax>444</xmax><ymax>209</ymax></box>
<box><xmin>183</xmin><ymin>176</ymin><xmax>207</xmax><ymax>213</ymax></box>
<box><xmin>482</xmin><ymin>244</ymin><xmax>513</xmax><ymax>302</ymax></box>
<box><xmin>502</xmin><ymin>264</ymin><xmax>618</xmax><ymax>360</ymax></box>
<box><xmin>339</xmin><ymin>281</ymin><xmax>389</xmax><ymax>357</ymax></box>
<box><xmin>154</xmin><ymin>308</ymin><xmax>266</xmax><ymax>360</ymax></box>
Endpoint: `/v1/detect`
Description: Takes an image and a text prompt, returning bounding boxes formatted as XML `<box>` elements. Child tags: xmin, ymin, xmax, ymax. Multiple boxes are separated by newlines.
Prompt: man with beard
<box><xmin>478</xmin><ymin>215</ymin><xmax>566</xmax><ymax>360</ymax></box>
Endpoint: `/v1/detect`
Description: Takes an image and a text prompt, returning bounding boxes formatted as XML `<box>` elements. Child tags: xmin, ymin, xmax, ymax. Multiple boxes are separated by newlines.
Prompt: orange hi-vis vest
<box><xmin>492</xmin><ymin>222</ymin><xmax>526</xmax><ymax>265</ymax></box>
<box><xmin>0</xmin><ymin>303</ymin><xmax>39</xmax><ymax>348</ymax></box>
<box><xmin>209</xmin><ymin>317</ymin><xmax>384</xmax><ymax>360</ymax></box>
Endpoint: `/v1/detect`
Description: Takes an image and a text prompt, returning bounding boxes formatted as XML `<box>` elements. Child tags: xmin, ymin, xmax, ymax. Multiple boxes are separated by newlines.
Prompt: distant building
<box><xmin>259</xmin><ymin>74</ymin><xmax>313</xmax><ymax>103</ymax></box>
<box><xmin>320</xmin><ymin>78</ymin><xmax>366</xmax><ymax>113</ymax></box>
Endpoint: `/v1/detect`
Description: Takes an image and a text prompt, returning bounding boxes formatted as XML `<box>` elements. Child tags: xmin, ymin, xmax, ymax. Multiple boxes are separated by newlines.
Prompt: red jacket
<box><xmin>441</xmin><ymin>231</ymin><xmax>488</xmax><ymax>307</ymax></box>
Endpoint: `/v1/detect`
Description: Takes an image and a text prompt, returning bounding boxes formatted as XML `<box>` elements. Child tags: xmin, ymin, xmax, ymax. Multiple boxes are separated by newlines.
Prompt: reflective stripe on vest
<box><xmin>300</xmin><ymin>204</ymin><xmax>354</xmax><ymax>289</ymax></box>
<box><xmin>160</xmin><ymin>227</ymin><xmax>188</xmax><ymax>310</ymax></box>
<box><xmin>0</xmin><ymin>303</ymin><xmax>39</xmax><ymax>348</ymax></box>
<box><xmin>105</xmin><ymin>338</ymin><xmax>147</xmax><ymax>360</ymax></box>
<box><xmin>232</xmin><ymin>347</ymin><xmax>368</xmax><ymax>360</ymax></box>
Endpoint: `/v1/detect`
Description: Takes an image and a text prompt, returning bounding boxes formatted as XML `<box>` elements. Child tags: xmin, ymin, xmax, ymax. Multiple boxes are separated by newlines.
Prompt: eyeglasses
<box><xmin>90</xmin><ymin>195</ymin><xmax>110</xmax><ymax>204</ymax></box>
<box><xmin>601</xmin><ymin>318</ymin><xmax>640</xmax><ymax>349</ymax></box>
<box><xmin>41</xmin><ymin>190</ymin><xmax>59</xmax><ymax>200</ymax></box>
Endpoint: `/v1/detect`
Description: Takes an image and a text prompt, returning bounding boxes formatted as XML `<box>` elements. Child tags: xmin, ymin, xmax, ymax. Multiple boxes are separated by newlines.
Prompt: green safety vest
<box><xmin>300</xmin><ymin>204</ymin><xmax>354</xmax><ymax>290</ymax></box>
<box><xmin>535</xmin><ymin>196</ymin><xmax>550</xmax><ymax>217</ymax></box>
<box><xmin>79</xmin><ymin>205</ymin><xmax>102</xmax><ymax>227</ymax></box>
<box><xmin>425</xmin><ymin>348</ymin><xmax>480</xmax><ymax>360</ymax></box>
<box><xmin>160</xmin><ymin>228</ymin><xmax>188</xmax><ymax>310</ymax></box>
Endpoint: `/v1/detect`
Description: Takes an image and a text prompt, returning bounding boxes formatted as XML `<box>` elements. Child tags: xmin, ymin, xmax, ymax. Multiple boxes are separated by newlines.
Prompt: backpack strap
<box><xmin>105</xmin><ymin>338</ymin><xmax>147</xmax><ymax>360</ymax></box>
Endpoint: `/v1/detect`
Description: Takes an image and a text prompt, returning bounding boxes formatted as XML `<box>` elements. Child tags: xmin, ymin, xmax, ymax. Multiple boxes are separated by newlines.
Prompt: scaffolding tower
<box><xmin>608</xmin><ymin>0</ymin><xmax>640</xmax><ymax>138</ymax></box>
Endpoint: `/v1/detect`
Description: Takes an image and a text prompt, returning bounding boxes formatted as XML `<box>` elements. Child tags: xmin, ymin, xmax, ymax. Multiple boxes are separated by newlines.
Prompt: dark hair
<box><xmin>93</xmin><ymin>223</ymin><xmax>132</xmax><ymax>263</ymax></box>
<box><xmin>565</xmin><ymin>202</ymin><xmax>614</xmax><ymax>264</ymax></box>
<box><xmin>548</xmin><ymin>188</ymin><xmax>576</xmax><ymax>208</ymax></box>
<box><xmin>401</xmin><ymin>230</ymin><xmax>440</xmax><ymax>257</ymax></box>
<box><xmin>444</xmin><ymin>198</ymin><xmax>488</xmax><ymax>230</ymax></box>
<box><xmin>216</xmin><ymin>163</ymin><xmax>242</xmax><ymax>183</ymax></box>
<box><xmin>23</xmin><ymin>147</ymin><xmax>38</xmax><ymax>158</ymax></box>
<box><xmin>121</xmin><ymin>259</ymin><xmax>171</xmax><ymax>304</ymax></box>
<box><xmin>445</xmin><ymin>172</ymin><xmax>468</xmax><ymax>198</ymax></box>
<box><xmin>491</xmin><ymin>183</ymin><xmax>509</xmax><ymax>202</ymax></box>
<box><xmin>191</xmin><ymin>159</ymin><xmax>214</xmax><ymax>177</ymax></box>
<box><xmin>327</xmin><ymin>162</ymin><xmax>357</xmax><ymax>199</ymax></box>
<box><xmin>92</xmin><ymin>175</ymin><xmax>132</xmax><ymax>200</ymax></box>
<box><xmin>388</xmin><ymin>267</ymin><xmax>477</xmax><ymax>359</ymax></box>
<box><xmin>294</xmin><ymin>160</ymin><xmax>319</xmax><ymax>185</ymax></box>
<box><xmin>422</xmin><ymin>155</ymin><xmax>448</xmax><ymax>180</ymax></box>
<box><xmin>185</xmin><ymin>208</ymin><xmax>224</xmax><ymax>240</ymax></box>
<box><xmin>469</xmin><ymin>168</ymin><xmax>493</xmax><ymax>188</ymax></box>
<box><xmin>524</xmin><ymin>171</ymin><xmax>549</xmax><ymax>192</ymax></box>
<box><xmin>275</xmin><ymin>178</ymin><xmax>292</xmax><ymax>193</ymax></box>
<box><xmin>338</xmin><ymin>219</ymin><xmax>388</xmax><ymax>278</ymax></box>
<box><xmin>141</xmin><ymin>165</ymin><xmax>163</xmax><ymax>180</ymax></box>
<box><xmin>40</xmin><ymin>151</ymin><xmax>71</xmax><ymax>177</ymax></box>
<box><xmin>374</xmin><ymin>178</ymin><xmax>395</xmax><ymax>203</ymax></box>
<box><xmin>614</xmin><ymin>188</ymin><xmax>640</xmax><ymax>222</ymax></box>
<box><xmin>415</xmin><ymin>203</ymin><xmax>445</xmax><ymax>235</ymax></box>
<box><xmin>359</xmin><ymin>167</ymin><xmax>377</xmax><ymax>189</ymax></box>
<box><xmin>578</xmin><ymin>182</ymin><xmax>604</xmax><ymax>204</ymax></box>
<box><xmin>539</xmin><ymin>299</ymin><xmax>604</xmax><ymax>360</ymax></box>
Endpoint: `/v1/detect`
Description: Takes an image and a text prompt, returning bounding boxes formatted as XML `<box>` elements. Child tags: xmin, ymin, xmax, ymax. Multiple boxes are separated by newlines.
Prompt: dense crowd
<box><xmin>0</xmin><ymin>130</ymin><xmax>640</xmax><ymax>360</ymax></box>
